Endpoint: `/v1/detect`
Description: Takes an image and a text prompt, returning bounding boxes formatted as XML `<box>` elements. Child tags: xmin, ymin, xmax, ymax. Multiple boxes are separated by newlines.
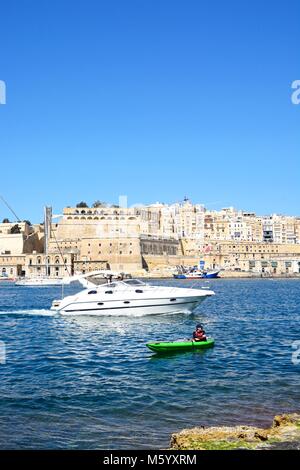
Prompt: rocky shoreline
<box><xmin>170</xmin><ymin>414</ymin><xmax>300</xmax><ymax>450</ymax></box>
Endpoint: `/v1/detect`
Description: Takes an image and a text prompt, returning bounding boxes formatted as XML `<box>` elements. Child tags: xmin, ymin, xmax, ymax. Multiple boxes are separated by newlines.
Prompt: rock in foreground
<box><xmin>170</xmin><ymin>414</ymin><xmax>300</xmax><ymax>450</ymax></box>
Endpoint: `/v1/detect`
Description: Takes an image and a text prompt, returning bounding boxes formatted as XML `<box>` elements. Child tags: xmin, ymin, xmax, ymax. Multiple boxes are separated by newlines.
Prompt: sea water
<box><xmin>0</xmin><ymin>279</ymin><xmax>299</xmax><ymax>449</ymax></box>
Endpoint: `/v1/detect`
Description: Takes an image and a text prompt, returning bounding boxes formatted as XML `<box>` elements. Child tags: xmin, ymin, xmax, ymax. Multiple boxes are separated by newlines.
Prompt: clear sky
<box><xmin>0</xmin><ymin>0</ymin><xmax>299</xmax><ymax>223</ymax></box>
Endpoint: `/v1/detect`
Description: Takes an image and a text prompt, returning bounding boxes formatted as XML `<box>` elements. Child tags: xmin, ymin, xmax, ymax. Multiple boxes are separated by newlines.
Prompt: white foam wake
<box><xmin>0</xmin><ymin>309</ymin><xmax>54</xmax><ymax>316</ymax></box>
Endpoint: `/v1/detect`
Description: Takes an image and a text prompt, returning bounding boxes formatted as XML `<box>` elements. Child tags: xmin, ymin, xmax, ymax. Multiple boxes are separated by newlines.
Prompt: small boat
<box><xmin>201</xmin><ymin>270</ymin><xmax>220</xmax><ymax>279</ymax></box>
<box><xmin>173</xmin><ymin>269</ymin><xmax>220</xmax><ymax>279</ymax></box>
<box><xmin>146</xmin><ymin>338</ymin><xmax>215</xmax><ymax>353</ymax></box>
<box><xmin>15</xmin><ymin>276</ymin><xmax>65</xmax><ymax>286</ymax></box>
<box><xmin>0</xmin><ymin>275</ymin><xmax>15</xmax><ymax>283</ymax></box>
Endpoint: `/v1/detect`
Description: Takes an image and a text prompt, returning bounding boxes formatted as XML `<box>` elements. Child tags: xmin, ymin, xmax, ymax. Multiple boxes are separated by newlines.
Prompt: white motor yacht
<box><xmin>51</xmin><ymin>279</ymin><xmax>215</xmax><ymax>316</ymax></box>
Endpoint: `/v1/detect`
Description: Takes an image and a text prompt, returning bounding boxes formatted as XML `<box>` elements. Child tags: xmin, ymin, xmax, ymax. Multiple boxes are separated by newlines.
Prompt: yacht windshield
<box><xmin>85</xmin><ymin>275</ymin><xmax>108</xmax><ymax>286</ymax></box>
<box><xmin>122</xmin><ymin>279</ymin><xmax>146</xmax><ymax>286</ymax></box>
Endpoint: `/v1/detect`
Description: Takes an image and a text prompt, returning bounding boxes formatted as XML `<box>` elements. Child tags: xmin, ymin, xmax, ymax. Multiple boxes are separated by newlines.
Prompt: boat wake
<box><xmin>0</xmin><ymin>309</ymin><xmax>54</xmax><ymax>316</ymax></box>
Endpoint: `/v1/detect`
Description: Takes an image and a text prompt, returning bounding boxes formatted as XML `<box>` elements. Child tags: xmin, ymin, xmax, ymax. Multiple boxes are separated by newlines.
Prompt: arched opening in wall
<box><xmin>55</xmin><ymin>258</ymin><xmax>60</xmax><ymax>264</ymax></box>
<box><xmin>87</xmin><ymin>217</ymin><xmax>93</xmax><ymax>220</ymax></box>
<box><xmin>94</xmin><ymin>217</ymin><xmax>99</xmax><ymax>220</ymax></box>
<box><xmin>81</xmin><ymin>210</ymin><xmax>86</xmax><ymax>214</ymax></box>
<box><xmin>67</xmin><ymin>217</ymin><xmax>72</xmax><ymax>220</ymax></box>
<box><xmin>81</xmin><ymin>217</ymin><xmax>86</xmax><ymax>220</ymax></box>
<box><xmin>74</xmin><ymin>217</ymin><xmax>79</xmax><ymax>220</ymax></box>
<box><xmin>129</xmin><ymin>217</ymin><xmax>136</xmax><ymax>220</ymax></box>
<box><xmin>37</xmin><ymin>257</ymin><xmax>41</xmax><ymax>264</ymax></box>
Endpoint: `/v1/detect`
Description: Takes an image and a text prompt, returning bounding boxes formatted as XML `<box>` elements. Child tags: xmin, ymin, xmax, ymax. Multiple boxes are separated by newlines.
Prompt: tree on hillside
<box><xmin>23</xmin><ymin>220</ymin><xmax>32</xmax><ymax>226</ymax></box>
<box><xmin>10</xmin><ymin>224</ymin><xmax>21</xmax><ymax>234</ymax></box>
<box><xmin>2</xmin><ymin>218</ymin><xmax>10</xmax><ymax>223</ymax></box>
<box><xmin>92</xmin><ymin>200</ymin><xmax>107</xmax><ymax>208</ymax></box>
<box><xmin>76</xmin><ymin>201</ymin><xmax>89</xmax><ymax>208</ymax></box>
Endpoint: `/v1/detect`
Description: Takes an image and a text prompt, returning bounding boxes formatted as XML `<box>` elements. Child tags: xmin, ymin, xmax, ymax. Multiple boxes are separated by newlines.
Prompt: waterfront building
<box><xmin>25</xmin><ymin>252</ymin><xmax>74</xmax><ymax>278</ymax></box>
<box><xmin>1</xmin><ymin>201</ymin><xmax>299</xmax><ymax>277</ymax></box>
<box><xmin>0</xmin><ymin>221</ymin><xmax>43</xmax><ymax>277</ymax></box>
<box><xmin>47</xmin><ymin>207</ymin><xmax>180</xmax><ymax>273</ymax></box>
<box><xmin>32</xmin><ymin>205</ymin><xmax>300</xmax><ymax>276</ymax></box>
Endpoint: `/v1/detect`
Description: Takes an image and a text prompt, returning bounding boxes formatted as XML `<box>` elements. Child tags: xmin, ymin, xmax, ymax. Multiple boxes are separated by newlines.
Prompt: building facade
<box><xmin>1</xmin><ymin>201</ymin><xmax>299</xmax><ymax>277</ymax></box>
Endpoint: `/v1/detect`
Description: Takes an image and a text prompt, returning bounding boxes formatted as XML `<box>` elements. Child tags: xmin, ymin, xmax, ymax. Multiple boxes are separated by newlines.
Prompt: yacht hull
<box><xmin>53</xmin><ymin>295</ymin><xmax>210</xmax><ymax>316</ymax></box>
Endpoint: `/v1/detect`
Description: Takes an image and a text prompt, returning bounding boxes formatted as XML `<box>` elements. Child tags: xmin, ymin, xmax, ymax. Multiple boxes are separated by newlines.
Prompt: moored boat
<box><xmin>173</xmin><ymin>269</ymin><xmax>220</xmax><ymax>279</ymax></box>
<box><xmin>15</xmin><ymin>276</ymin><xmax>65</xmax><ymax>286</ymax></box>
<box><xmin>0</xmin><ymin>275</ymin><xmax>16</xmax><ymax>283</ymax></box>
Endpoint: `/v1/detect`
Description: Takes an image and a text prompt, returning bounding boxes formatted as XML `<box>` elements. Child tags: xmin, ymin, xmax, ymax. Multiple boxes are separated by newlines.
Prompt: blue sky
<box><xmin>0</xmin><ymin>0</ymin><xmax>299</xmax><ymax>223</ymax></box>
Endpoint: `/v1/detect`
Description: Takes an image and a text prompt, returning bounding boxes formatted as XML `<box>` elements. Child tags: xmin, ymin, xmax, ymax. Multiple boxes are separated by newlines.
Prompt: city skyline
<box><xmin>0</xmin><ymin>195</ymin><xmax>300</xmax><ymax>225</ymax></box>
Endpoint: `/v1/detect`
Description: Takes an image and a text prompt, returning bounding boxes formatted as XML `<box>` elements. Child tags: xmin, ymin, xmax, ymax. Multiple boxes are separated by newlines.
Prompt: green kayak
<box><xmin>146</xmin><ymin>338</ymin><xmax>215</xmax><ymax>353</ymax></box>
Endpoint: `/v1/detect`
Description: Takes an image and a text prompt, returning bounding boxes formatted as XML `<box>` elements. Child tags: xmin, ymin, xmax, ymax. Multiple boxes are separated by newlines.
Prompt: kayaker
<box><xmin>192</xmin><ymin>324</ymin><xmax>207</xmax><ymax>342</ymax></box>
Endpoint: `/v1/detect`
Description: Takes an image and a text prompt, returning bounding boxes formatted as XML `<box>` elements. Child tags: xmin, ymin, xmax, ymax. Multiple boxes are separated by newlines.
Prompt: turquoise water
<box><xmin>0</xmin><ymin>279</ymin><xmax>299</xmax><ymax>449</ymax></box>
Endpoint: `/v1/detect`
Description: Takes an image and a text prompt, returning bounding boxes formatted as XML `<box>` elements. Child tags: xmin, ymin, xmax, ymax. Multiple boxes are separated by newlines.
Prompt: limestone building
<box><xmin>48</xmin><ymin>206</ymin><xmax>180</xmax><ymax>273</ymax></box>
<box><xmin>0</xmin><ymin>221</ymin><xmax>43</xmax><ymax>277</ymax></box>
